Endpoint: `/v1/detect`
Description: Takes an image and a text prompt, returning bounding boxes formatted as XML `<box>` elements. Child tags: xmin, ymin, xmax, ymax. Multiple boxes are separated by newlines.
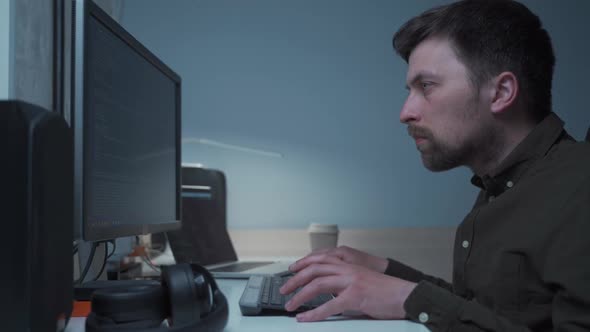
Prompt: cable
<box><xmin>141</xmin><ymin>255</ymin><xmax>160</xmax><ymax>273</ymax></box>
<box><xmin>91</xmin><ymin>240</ymin><xmax>117</xmax><ymax>281</ymax></box>
<box><xmin>132</xmin><ymin>235</ymin><xmax>162</xmax><ymax>274</ymax></box>
<box><xmin>141</xmin><ymin>235</ymin><xmax>161</xmax><ymax>273</ymax></box>
<box><xmin>106</xmin><ymin>240</ymin><xmax>116</xmax><ymax>259</ymax></box>
<box><xmin>72</xmin><ymin>240</ymin><xmax>79</xmax><ymax>255</ymax></box>
<box><xmin>74</xmin><ymin>242</ymin><xmax>97</xmax><ymax>285</ymax></box>
<box><xmin>92</xmin><ymin>242</ymin><xmax>109</xmax><ymax>281</ymax></box>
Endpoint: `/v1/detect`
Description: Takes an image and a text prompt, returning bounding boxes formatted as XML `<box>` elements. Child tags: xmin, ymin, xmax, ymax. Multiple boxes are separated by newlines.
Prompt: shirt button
<box><xmin>506</xmin><ymin>181</ymin><xmax>514</xmax><ymax>188</ymax></box>
<box><xmin>488</xmin><ymin>195</ymin><xmax>495</xmax><ymax>202</ymax></box>
<box><xmin>418</xmin><ymin>312</ymin><xmax>429</xmax><ymax>323</ymax></box>
<box><xmin>462</xmin><ymin>240</ymin><xmax>470</xmax><ymax>248</ymax></box>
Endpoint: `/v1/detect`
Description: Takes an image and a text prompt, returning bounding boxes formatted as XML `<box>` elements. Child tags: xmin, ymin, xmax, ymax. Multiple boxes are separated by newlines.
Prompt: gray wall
<box><xmin>0</xmin><ymin>0</ymin><xmax>11</xmax><ymax>99</ymax></box>
<box><xmin>13</xmin><ymin>0</ymin><xmax>53</xmax><ymax>109</ymax></box>
<box><xmin>121</xmin><ymin>0</ymin><xmax>590</xmax><ymax>230</ymax></box>
<box><xmin>0</xmin><ymin>0</ymin><xmax>53</xmax><ymax>106</ymax></box>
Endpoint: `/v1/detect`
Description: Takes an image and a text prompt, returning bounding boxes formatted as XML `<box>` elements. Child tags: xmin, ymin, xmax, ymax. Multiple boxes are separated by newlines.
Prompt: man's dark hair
<box><xmin>393</xmin><ymin>0</ymin><xmax>555</xmax><ymax>121</ymax></box>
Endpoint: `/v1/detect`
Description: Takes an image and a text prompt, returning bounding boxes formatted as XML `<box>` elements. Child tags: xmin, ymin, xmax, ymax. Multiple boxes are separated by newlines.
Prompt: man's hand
<box><xmin>289</xmin><ymin>246</ymin><xmax>389</xmax><ymax>273</ymax></box>
<box><xmin>280</xmin><ymin>256</ymin><xmax>416</xmax><ymax>322</ymax></box>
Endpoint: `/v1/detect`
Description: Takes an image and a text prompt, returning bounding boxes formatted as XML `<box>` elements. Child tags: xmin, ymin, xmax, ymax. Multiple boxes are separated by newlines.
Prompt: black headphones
<box><xmin>85</xmin><ymin>263</ymin><xmax>228</xmax><ymax>332</ymax></box>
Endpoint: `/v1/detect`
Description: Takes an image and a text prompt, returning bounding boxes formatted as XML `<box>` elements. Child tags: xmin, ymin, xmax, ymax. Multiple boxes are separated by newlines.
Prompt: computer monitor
<box><xmin>72</xmin><ymin>0</ymin><xmax>181</xmax><ymax>241</ymax></box>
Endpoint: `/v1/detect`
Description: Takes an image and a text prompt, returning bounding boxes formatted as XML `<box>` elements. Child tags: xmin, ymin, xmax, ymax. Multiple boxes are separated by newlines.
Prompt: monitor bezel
<box><xmin>73</xmin><ymin>0</ymin><xmax>182</xmax><ymax>241</ymax></box>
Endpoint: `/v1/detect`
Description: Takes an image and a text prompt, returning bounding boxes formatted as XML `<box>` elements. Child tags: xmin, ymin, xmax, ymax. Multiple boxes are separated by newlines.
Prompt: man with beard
<box><xmin>279</xmin><ymin>1</ymin><xmax>590</xmax><ymax>331</ymax></box>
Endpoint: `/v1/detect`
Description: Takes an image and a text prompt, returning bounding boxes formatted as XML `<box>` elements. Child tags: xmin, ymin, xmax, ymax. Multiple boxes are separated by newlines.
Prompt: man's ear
<box><xmin>490</xmin><ymin>72</ymin><xmax>518</xmax><ymax>114</ymax></box>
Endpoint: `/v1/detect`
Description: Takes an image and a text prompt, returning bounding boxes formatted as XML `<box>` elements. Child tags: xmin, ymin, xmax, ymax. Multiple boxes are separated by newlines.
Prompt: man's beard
<box><xmin>408</xmin><ymin>125</ymin><xmax>468</xmax><ymax>172</ymax></box>
<box><xmin>408</xmin><ymin>121</ymin><xmax>500</xmax><ymax>173</ymax></box>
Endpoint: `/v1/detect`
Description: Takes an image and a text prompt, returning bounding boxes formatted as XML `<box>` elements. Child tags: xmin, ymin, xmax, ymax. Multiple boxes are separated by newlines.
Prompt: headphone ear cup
<box><xmin>85</xmin><ymin>284</ymin><xmax>168</xmax><ymax>332</ymax></box>
<box><xmin>85</xmin><ymin>263</ymin><xmax>228</xmax><ymax>332</ymax></box>
<box><xmin>161</xmin><ymin>263</ymin><xmax>202</xmax><ymax>327</ymax></box>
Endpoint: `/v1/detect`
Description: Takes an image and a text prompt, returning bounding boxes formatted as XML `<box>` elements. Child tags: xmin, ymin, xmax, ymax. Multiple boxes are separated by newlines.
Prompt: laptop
<box><xmin>166</xmin><ymin>166</ymin><xmax>291</xmax><ymax>278</ymax></box>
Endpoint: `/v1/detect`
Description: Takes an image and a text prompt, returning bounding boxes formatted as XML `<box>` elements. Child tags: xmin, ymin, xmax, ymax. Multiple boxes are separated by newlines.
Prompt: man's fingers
<box><xmin>289</xmin><ymin>253</ymin><xmax>344</xmax><ymax>273</ymax></box>
<box><xmin>296</xmin><ymin>295</ymin><xmax>350</xmax><ymax>322</ymax></box>
<box><xmin>280</xmin><ymin>263</ymin><xmax>344</xmax><ymax>295</ymax></box>
<box><xmin>291</xmin><ymin>249</ymin><xmax>333</xmax><ymax>267</ymax></box>
<box><xmin>284</xmin><ymin>275</ymin><xmax>344</xmax><ymax>312</ymax></box>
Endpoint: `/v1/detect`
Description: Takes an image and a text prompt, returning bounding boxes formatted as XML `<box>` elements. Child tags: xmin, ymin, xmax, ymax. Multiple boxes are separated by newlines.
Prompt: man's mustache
<box><xmin>407</xmin><ymin>125</ymin><xmax>432</xmax><ymax>139</ymax></box>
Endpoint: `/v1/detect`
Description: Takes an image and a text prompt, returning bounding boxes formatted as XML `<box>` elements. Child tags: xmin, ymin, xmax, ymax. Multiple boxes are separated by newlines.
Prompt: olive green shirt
<box><xmin>385</xmin><ymin>113</ymin><xmax>590</xmax><ymax>331</ymax></box>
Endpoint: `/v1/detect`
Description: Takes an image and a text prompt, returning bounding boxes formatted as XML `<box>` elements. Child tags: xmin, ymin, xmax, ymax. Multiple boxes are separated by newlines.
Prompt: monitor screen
<box><xmin>73</xmin><ymin>0</ymin><xmax>181</xmax><ymax>241</ymax></box>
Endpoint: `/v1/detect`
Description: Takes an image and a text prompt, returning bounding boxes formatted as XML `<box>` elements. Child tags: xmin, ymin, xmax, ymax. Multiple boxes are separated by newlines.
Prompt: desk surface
<box><xmin>67</xmin><ymin>278</ymin><xmax>428</xmax><ymax>332</ymax></box>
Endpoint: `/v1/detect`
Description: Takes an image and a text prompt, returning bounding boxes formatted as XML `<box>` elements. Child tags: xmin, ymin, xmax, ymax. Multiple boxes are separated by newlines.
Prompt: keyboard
<box><xmin>239</xmin><ymin>275</ymin><xmax>333</xmax><ymax>315</ymax></box>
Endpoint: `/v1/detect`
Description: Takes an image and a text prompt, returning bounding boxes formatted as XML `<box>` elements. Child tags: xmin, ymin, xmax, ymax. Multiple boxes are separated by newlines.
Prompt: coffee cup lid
<box><xmin>308</xmin><ymin>223</ymin><xmax>339</xmax><ymax>233</ymax></box>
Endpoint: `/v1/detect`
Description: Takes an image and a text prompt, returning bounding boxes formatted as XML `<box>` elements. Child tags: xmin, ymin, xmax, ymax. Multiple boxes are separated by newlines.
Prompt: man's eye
<box><xmin>421</xmin><ymin>82</ymin><xmax>432</xmax><ymax>89</ymax></box>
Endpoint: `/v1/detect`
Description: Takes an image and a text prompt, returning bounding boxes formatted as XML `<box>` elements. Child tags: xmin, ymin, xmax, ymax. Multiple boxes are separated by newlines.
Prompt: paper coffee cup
<box><xmin>308</xmin><ymin>223</ymin><xmax>339</xmax><ymax>251</ymax></box>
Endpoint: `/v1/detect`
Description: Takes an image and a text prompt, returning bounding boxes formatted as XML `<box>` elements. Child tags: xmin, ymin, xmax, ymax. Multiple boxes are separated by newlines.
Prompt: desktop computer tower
<box><xmin>0</xmin><ymin>100</ymin><xmax>73</xmax><ymax>331</ymax></box>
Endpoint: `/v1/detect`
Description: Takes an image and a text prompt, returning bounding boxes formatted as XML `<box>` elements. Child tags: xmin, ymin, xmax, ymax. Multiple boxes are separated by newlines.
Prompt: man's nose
<box><xmin>400</xmin><ymin>94</ymin><xmax>421</xmax><ymax>124</ymax></box>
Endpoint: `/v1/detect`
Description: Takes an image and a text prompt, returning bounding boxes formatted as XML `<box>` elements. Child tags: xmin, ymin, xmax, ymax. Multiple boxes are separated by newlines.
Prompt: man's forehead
<box><xmin>405</xmin><ymin>37</ymin><xmax>466</xmax><ymax>83</ymax></box>
<box><xmin>408</xmin><ymin>38</ymin><xmax>453</xmax><ymax>66</ymax></box>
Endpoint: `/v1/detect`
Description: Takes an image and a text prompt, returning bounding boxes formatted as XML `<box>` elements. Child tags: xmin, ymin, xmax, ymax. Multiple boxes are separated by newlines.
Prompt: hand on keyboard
<box><xmin>279</xmin><ymin>256</ymin><xmax>417</xmax><ymax>322</ymax></box>
<box><xmin>239</xmin><ymin>275</ymin><xmax>333</xmax><ymax>316</ymax></box>
<box><xmin>289</xmin><ymin>246</ymin><xmax>389</xmax><ymax>273</ymax></box>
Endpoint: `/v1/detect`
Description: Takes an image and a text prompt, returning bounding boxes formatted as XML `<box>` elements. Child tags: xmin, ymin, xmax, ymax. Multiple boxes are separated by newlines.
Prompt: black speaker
<box><xmin>0</xmin><ymin>100</ymin><xmax>73</xmax><ymax>331</ymax></box>
<box><xmin>85</xmin><ymin>263</ymin><xmax>229</xmax><ymax>332</ymax></box>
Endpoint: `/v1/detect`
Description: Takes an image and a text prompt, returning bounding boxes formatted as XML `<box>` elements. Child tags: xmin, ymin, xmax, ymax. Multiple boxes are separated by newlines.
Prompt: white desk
<box><xmin>66</xmin><ymin>278</ymin><xmax>428</xmax><ymax>332</ymax></box>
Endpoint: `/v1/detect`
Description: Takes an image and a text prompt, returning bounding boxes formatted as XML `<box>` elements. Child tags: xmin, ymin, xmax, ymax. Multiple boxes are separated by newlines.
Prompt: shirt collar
<box><xmin>470</xmin><ymin>113</ymin><xmax>566</xmax><ymax>195</ymax></box>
